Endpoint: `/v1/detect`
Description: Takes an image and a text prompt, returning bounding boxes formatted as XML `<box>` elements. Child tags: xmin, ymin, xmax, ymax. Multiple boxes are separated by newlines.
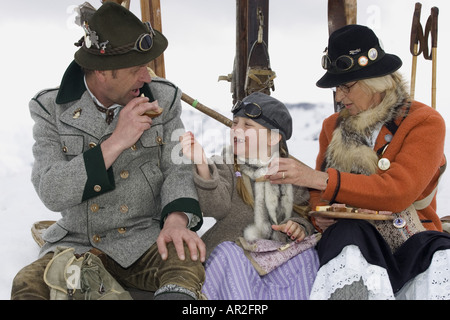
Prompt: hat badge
<box><xmin>349</xmin><ymin>48</ymin><xmax>361</xmax><ymax>55</ymax></box>
<box><xmin>368</xmin><ymin>48</ymin><xmax>379</xmax><ymax>61</ymax></box>
<box><xmin>82</xmin><ymin>22</ymin><xmax>99</xmax><ymax>49</ymax></box>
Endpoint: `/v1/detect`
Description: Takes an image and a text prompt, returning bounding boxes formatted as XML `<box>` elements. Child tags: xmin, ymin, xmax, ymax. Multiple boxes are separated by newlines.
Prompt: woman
<box><xmin>266</xmin><ymin>25</ymin><xmax>450</xmax><ymax>299</ymax></box>
<box><xmin>180</xmin><ymin>92</ymin><xmax>320</xmax><ymax>300</ymax></box>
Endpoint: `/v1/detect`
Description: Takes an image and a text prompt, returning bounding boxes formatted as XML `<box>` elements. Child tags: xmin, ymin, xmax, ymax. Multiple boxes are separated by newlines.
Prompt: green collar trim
<box><xmin>55</xmin><ymin>61</ymin><xmax>154</xmax><ymax>105</ymax></box>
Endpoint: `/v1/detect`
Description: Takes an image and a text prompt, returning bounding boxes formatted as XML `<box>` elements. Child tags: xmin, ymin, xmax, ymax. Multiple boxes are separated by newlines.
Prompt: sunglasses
<box><xmin>231</xmin><ymin>101</ymin><xmax>283</xmax><ymax>134</ymax></box>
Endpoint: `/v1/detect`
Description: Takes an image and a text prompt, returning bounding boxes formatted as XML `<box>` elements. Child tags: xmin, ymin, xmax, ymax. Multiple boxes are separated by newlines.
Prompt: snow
<box><xmin>1</xmin><ymin>99</ymin><xmax>448</xmax><ymax>300</ymax></box>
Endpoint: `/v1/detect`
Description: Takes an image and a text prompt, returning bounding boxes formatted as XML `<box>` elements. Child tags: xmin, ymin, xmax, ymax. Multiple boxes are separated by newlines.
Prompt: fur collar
<box><xmin>325</xmin><ymin>84</ymin><xmax>409</xmax><ymax>175</ymax></box>
<box><xmin>238</xmin><ymin>156</ymin><xmax>294</xmax><ymax>242</ymax></box>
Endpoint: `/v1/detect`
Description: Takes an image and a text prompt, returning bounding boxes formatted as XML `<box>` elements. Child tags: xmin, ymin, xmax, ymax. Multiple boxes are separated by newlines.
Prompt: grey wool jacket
<box><xmin>30</xmin><ymin>61</ymin><xmax>202</xmax><ymax>268</ymax></box>
<box><xmin>194</xmin><ymin>148</ymin><xmax>314</xmax><ymax>258</ymax></box>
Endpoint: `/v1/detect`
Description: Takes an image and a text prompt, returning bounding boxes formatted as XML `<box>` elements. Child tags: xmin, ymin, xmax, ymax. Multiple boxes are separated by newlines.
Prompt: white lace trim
<box><xmin>395</xmin><ymin>249</ymin><xmax>450</xmax><ymax>300</ymax></box>
<box><xmin>309</xmin><ymin>245</ymin><xmax>395</xmax><ymax>300</ymax></box>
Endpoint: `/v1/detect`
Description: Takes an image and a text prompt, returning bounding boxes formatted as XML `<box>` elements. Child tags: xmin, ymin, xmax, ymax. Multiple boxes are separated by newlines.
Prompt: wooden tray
<box><xmin>309</xmin><ymin>211</ymin><xmax>394</xmax><ymax>221</ymax></box>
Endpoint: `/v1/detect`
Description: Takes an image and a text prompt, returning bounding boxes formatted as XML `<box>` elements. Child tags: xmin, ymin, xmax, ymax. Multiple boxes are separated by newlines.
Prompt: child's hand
<box><xmin>272</xmin><ymin>220</ymin><xmax>306</xmax><ymax>243</ymax></box>
<box><xmin>179</xmin><ymin>131</ymin><xmax>206</xmax><ymax>164</ymax></box>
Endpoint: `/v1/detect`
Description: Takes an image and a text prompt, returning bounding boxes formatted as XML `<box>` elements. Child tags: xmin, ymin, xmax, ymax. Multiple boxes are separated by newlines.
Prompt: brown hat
<box><xmin>74</xmin><ymin>2</ymin><xmax>168</xmax><ymax>70</ymax></box>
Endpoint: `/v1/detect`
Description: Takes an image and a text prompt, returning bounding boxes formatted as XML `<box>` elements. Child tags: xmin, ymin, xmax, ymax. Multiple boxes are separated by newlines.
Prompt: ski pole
<box><xmin>430</xmin><ymin>7</ymin><xmax>438</xmax><ymax>109</ymax></box>
<box><xmin>409</xmin><ymin>2</ymin><xmax>423</xmax><ymax>100</ymax></box>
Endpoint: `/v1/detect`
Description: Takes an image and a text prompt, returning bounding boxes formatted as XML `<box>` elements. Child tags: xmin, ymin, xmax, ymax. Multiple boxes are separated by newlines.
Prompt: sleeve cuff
<box><xmin>82</xmin><ymin>145</ymin><xmax>115</xmax><ymax>201</ymax></box>
<box><xmin>160</xmin><ymin>198</ymin><xmax>203</xmax><ymax>231</ymax></box>
<box><xmin>322</xmin><ymin>168</ymin><xmax>341</xmax><ymax>204</ymax></box>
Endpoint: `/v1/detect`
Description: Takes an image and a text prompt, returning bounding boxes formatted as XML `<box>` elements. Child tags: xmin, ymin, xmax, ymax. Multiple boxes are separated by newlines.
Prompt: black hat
<box><xmin>74</xmin><ymin>2</ymin><xmax>168</xmax><ymax>70</ymax></box>
<box><xmin>232</xmin><ymin>92</ymin><xmax>292</xmax><ymax>154</ymax></box>
<box><xmin>316</xmin><ymin>24</ymin><xmax>402</xmax><ymax>88</ymax></box>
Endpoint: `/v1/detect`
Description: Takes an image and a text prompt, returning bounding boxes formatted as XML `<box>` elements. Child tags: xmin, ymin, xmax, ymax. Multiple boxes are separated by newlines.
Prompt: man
<box><xmin>11</xmin><ymin>2</ymin><xmax>205</xmax><ymax>300</ymax></box>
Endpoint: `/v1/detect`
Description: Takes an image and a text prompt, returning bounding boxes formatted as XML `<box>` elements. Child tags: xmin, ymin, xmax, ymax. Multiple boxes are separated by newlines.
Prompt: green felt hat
<box><xmin>74</xmin><ymin>2</ymin><xmax>168</xmax><ymax>70</ymax></box>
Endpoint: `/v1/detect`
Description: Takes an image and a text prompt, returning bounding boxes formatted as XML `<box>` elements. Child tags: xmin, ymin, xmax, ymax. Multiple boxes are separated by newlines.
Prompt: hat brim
<box><xmin>316</xmin><ymin>54</ymin><xmax>402</xmax><ymax>88</ymax></box>
<box><xmin>74</xmin><ymin>30</ymin><xmax>168</xmax><ymax>71</ymax></box>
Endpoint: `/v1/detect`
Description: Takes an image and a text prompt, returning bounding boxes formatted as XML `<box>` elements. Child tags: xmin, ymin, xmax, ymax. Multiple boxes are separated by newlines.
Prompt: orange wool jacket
<box><xmin>310</xmin><ymin>101</ymin><xmax>446</xmax><ymax>232</ymax></box>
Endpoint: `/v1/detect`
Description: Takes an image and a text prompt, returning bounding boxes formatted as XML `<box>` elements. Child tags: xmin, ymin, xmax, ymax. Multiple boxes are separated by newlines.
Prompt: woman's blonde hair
<box><xmin>358</xmin><ymin>71</ymin><xmax>408</xmax><ymax>96</ymax></box>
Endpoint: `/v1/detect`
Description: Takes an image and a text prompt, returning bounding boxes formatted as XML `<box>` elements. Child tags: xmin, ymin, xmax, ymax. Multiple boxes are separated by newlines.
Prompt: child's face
<box><xmin>231</xmin><ymin>117</ymin><xmax>280</xmax><ymax>160</ymax></box>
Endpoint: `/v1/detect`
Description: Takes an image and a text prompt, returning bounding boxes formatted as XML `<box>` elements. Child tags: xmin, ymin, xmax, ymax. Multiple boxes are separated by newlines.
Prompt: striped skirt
<box><xmin>201</xmin><ymin>241</ymin><xmax>320</xmax><ymax>300</ymax></box>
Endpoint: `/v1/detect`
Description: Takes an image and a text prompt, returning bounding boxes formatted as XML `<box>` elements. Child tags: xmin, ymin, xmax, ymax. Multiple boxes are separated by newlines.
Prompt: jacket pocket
<box><xmin>140</xmin><ymin>124</ymin><xmax>163</xmax><ymax>148</ymax></box>
<box><xmin>60</xmin><ymin>134</ymin><xmax>84</xmax><ymax>157</ymax></box>
<box><xmin>42</xmin><ymin>223</ymin><xmax>69</xmax><ymax>244</ymax></box>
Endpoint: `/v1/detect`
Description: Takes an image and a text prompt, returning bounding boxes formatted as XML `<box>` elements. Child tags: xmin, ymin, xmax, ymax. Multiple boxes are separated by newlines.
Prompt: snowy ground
<box><xmin>1</xmin><ymin>101</ymin><xmax>448</xmax><ymax>300</ymax></box>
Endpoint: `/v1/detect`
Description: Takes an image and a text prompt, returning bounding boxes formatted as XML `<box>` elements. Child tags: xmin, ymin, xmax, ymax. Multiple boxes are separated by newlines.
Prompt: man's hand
<box><xmin>101</xmin><ymin>96</ymin><xmax>161</xmax><ymax>169</ymax></box>
<box><xmin>156</xmin><ymin>212</ymin><xmax>206</xmax><ymax>263</ymax></box>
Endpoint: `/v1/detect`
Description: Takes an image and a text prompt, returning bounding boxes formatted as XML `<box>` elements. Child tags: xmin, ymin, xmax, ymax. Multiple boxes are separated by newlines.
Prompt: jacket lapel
<box><xmin>59</xmin><ymin>92</ymin><xmax>110</xmax><ymax>140</ymax></box>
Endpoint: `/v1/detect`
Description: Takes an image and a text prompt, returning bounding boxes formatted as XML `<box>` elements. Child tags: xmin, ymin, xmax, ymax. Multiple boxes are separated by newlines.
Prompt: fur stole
<box><xmin>324</xmin><ymin>84</ymin><xmax>409</xmax><ymax>175</ymax></box>
<box><xmin>237</xmin><ymin>154</ymin><xmax>294</xmax><ymax>242</ymax></box>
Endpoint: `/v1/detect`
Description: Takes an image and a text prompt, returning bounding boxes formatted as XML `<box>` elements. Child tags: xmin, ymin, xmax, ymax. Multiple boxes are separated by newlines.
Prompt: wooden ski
<box><xmin>328</xmin><ymin>0</ymin><xmax>357</xmax><ymax>35</ymax></box>
<box><xmin>140</xmin><ymin>0</ymin><xmax>166</xmax><ymax>78</ymax></box>
<box><xmin>230</xmin><ymin>0</ymin><xmax>273</xmax><ymax>104</ymax></box>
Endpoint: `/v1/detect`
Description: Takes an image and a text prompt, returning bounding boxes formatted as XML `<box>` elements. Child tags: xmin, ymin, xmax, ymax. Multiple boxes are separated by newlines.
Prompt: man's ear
<box><xmin>94</xmin><ymin>70</ymin><xmax>108</xmax><ymax>83</ymax></box>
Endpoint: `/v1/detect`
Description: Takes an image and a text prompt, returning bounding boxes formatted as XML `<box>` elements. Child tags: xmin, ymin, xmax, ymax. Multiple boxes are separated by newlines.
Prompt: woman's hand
<box><xmin>272</xmin><ymin>220</ymin><xmax>306</xmax><ymax>243</ymax></box>
<box><xmin>266</xmin><ymin>157</ymin><xmax>328</xmax><ymax>191</ymax></box>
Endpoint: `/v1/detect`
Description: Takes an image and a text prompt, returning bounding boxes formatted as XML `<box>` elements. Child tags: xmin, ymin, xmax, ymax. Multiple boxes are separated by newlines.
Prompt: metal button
<box><xmin>156</xmin><ymin>136</ymin><xmax>163</xmax><ymax>145</ymax></box>
<box><xmin>62</xmin><ymin>146</ymin><xmax>68</xmax><ymax>153</ymax></box>
<box><xmin>118</xmin><ymin>227</ymin><xmax>126</xmax><ymax>234</ymax></box>
<box><xmin>393</xmin><ymin>218</ymin><xmax>406</xmax><ymax>229</ymax></box>
<box><xmin>130</xmin><ymin>144</ymin><xmax>137</xmax><ymax>151</ymax></box>
<box><xmin>90</xmin><ymin>204</ymin><xmax>99</xmax><ymax>213</ymax></box>
<box><xmin>94</xmin><ymin>185</ymin><xmax>102</xmax><ymax>192</ymax></box>
<box><xmin>89</xmin><ymin>142</ymin><xmax>97</xmax><ymax>149</ymax></box>
<box><xmin>120</xmin><ymin>205</ymin><xmax>129</xmax><ymax>214</ymax></box>
<box><xmin>384</xmin><ymin>134</ymin><xmax>393</xmax><ymax>143</ymax></box>
<box><xmin>120</xmin><ymin>170</ymin><xmax>129</xmax><ymax>179</ymax></box>
<box><xmin>93</xmin><ymin>235</ymin><xmax>101</xmax><ymax>243</ymax></box>
<box><xmin>378</xmin><ymin>158</ymin><xmax>391</xmax><ymax>171</ymax></box>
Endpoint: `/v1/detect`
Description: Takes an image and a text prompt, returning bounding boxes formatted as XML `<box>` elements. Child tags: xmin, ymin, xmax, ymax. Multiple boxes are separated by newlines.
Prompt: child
<box><xmin>181</xmin><ymin>92</ymin><xmax>319</xmax><ymax>300</ymax></box>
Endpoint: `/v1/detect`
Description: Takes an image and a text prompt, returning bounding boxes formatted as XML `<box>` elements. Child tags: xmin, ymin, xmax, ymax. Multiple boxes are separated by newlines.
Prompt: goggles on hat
<box><xmin>81</xmin><ymin>21</ymin><xmax>156</xmax><ymax>55</ymax></box>
<box><xmin>321</xmin><ymin>45</ymin><xmax>385</xmax><ymax>74</ymax></box>
<box><xmin>322</xmin><ymin>54</ymin><xmax>355</xmax><ymax>72</ymax></box>
<box><xmin>231</xmin><ymin>100</ymin><xmax>284</xmax><ymax>135</ymax></box>
<box><xmin>132</xmin><ymin>22</ymin><xmax>155</xmax><ymax>52</ymax></box>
